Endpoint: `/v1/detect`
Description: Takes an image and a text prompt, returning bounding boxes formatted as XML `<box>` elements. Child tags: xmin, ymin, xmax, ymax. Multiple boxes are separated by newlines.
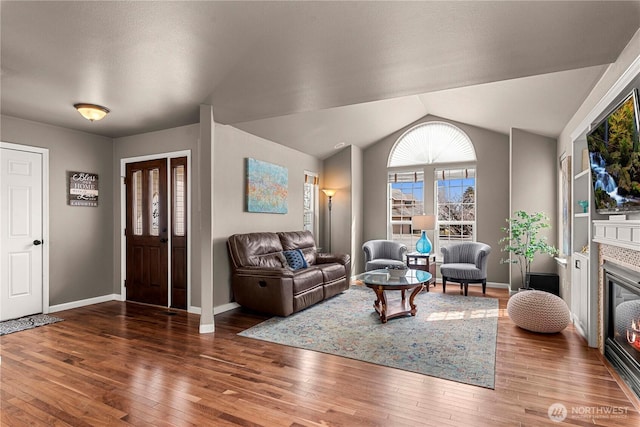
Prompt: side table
<box><xmin>406</xmin><ymin>252</ymin><xmax>436</xmax><ymax>286</ymax></box>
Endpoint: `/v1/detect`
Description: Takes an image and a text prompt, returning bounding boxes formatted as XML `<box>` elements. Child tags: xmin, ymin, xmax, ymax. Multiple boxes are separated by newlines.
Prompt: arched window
<box><xmin>388</xmin><ymin>121</ymin><xmax>476</xmax><ymax>167</ymax></box>
<box><xmin>388</xmin><ymin>122</ymin><xmax>477</xmax><ymax>254</ymax></box>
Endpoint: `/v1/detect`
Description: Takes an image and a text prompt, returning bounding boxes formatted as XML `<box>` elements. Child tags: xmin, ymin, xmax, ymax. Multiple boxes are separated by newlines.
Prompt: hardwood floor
<box><xmin>2</xmin><ymin>285</ymin><xmax>640</xmax><ymax>426</ymax></box>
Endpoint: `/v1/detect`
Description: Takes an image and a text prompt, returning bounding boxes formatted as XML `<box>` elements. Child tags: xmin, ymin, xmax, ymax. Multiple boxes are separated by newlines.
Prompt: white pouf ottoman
<box><xmin>507</xmin><ymin>290</ymin><xmax>570</xmax><ymax>333</ymax></box>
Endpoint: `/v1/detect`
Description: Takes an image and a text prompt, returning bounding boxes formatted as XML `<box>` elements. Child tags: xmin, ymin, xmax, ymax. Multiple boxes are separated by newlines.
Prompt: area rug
<box><xmin>0</xmin><ymin>314</ymin><xmax>63</xmax><ymax>336</ymax></box>
<box><xmin>239</xmin><ymin>285</ymin><xmax>499</xmax><ymax>388</ymax></box>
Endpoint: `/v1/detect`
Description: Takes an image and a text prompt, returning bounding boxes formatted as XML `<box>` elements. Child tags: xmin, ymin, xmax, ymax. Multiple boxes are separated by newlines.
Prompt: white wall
<box><xmin>558</xmin><ymin>29</ymin><xmax>640</xmax><ymax>170</ymax></box>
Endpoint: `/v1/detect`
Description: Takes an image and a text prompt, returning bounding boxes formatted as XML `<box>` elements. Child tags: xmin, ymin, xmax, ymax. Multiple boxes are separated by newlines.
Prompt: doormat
<box><xmin>0</xmin><ymin>314</ymin><xmax>63</xmax><ymax>336</ymax></box>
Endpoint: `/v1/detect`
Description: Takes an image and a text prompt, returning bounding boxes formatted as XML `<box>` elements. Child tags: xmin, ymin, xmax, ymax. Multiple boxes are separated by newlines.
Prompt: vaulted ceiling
<box><xmin>2</xmin><ymin>1</ymin><xmax>639</xmax><ymax>158</ymax></box>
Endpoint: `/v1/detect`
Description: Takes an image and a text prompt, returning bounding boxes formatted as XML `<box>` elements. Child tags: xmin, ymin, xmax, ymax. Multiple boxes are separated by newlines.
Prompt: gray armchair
<box><xmin>362</xmin><ymin>240</ymin><xmax>407</xmax><ymax>271</ymax></box>
<box><xmin>440</xmin><ymin>242</ymin><xmax>491</xmax><ymax>296</ymax></box>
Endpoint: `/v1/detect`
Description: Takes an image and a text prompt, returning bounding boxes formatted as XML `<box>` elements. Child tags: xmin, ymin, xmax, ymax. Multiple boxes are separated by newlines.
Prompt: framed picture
<box><xmin>246</xmin><ymin>158</ymin><xmax>288</xmax><ymax>214</ymax></box>
<box><xmin>68</xmin><ymin>171</ymin><xmax>99</xmax><ymax>207</ymax></box>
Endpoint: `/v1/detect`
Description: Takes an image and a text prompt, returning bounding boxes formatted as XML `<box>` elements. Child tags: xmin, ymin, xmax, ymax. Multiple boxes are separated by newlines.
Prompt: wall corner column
<box><xmin>199</xmin><ymin>105</ymin><xmax>215</xmax><ymax>333</ymax></box>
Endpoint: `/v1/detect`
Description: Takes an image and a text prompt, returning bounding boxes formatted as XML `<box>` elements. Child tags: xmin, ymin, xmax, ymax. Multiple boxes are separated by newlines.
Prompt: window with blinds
<box><xmin>388</xmin><ymin>170</ymin><xmax>424</xmax><ymax>251</ymax></box>
<box><xmin>303</xmin><ymin>172</ymin><xmax>318</xmax><ymax>237</ymax></box>
<box><xmin>435</xmin><ymin>168</ymin><xmax>476</xmax><ymax>252</ymax></box>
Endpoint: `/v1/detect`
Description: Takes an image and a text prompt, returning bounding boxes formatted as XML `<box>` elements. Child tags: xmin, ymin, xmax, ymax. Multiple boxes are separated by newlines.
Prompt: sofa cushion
<box><xmin>283</xmin><ymin>249</ymin><xmax>308</xmax><ymax>270</ymax></box>
<box><xmin>291</xmin><ymin>268</ymin><xmax>323</xmax><ymax>295</ymax></box>
<box><xmin>228</xmin><ymin>232</ymin><xmax>283</xmax><ymax>268</ymax></box>
<box><xmin>316</xmin><ymin>262</ymin><xmax>346</xmax><ymax>283</ymax></box>
<box><xmin>278</xmin><ymin>231</ymin><xmax>317</xmax><ymax>265</ymax></box>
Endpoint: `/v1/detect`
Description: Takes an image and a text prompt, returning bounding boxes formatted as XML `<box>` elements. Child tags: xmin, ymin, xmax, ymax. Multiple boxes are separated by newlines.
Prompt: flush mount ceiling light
<box><xmin>73</xmin><ymin>103</ymin><xmax>110</xmax><ymax>122</ymax></box>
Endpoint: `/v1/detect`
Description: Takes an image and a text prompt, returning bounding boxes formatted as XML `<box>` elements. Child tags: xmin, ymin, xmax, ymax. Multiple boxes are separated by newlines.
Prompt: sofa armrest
<box><xmin>234</xmin><ymin>266</ymin><xmax>294</xmax><ymax>278</ymax></box>
<box><xmin>316</xmin><ymin>253</ymin><xmax>350</xmax><ymax>265</ymax></box>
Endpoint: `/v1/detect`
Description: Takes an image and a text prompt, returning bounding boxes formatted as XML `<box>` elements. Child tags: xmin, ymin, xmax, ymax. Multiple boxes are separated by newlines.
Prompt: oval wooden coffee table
<box><xmin>356</xmin><ymin>269</ymin><xmax>432</xmax><ymax>323</ymax></box>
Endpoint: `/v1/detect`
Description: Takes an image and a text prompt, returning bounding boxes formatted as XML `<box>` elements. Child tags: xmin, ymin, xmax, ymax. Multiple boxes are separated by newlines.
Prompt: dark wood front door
<box><xmin>126</xmin><ymin>159</ymin><xmax>168</xmax><ymax>306</ymax></box>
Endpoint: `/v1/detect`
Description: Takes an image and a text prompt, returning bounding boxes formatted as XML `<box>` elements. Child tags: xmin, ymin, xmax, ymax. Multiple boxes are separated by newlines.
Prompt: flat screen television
<box><xmin>587</xmin><ymin>88</ymin><xmax>640</xmax><ymax>214</ymax></box>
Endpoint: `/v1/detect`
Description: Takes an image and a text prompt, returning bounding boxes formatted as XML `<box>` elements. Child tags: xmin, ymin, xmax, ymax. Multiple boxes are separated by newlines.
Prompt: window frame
<box><xmin>434</xmin><ymin>167</ymin><xmax>477</xmax><ymax>257</ymax></box>
<box><xmin>303</xmin><ymin>171</ymin><xmax>319</xmax><ymax>239</ymax></box>
<box><xmin>387</xmin><ymin>169</ymin><xmax>425</xmax><ymax>252</ymax></box>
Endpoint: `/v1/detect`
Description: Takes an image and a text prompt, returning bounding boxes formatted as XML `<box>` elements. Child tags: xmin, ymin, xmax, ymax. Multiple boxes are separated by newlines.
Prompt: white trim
<box><xmin>570</xmin><ymin>54</ymin><xmax>640</xmax><ymax>140</ymax></box>
<box><xmin>119</xmin><ymin>150</ymin><xmax>192</xmax><ymax>308</ymax></box>
<box><xmin>0</xmin><ymin>142</ymin><xmax>50</xmax><ymax>316</ymax></box>
<box><xmin>189</xmin><ymin>302</ymin><xmax>241</xmax><ymax>315</ymax></box>
<box><xmin>215</xmin><ymin>302</ymin><xmax>240</xmax><ymax>314</ymax></box>
<box><xmin>199</xmin><ymin>323</ymin><xmax>215</xmax><ymax>334</ymax></box>
<box><xmin>593</xmin><ymin>220</ymin><xmax>640</xmax><ymax>251</ymax></box>
<box><xmin>49</xmin><ymin>294</ymin><xmax>119</xmax><ymax>313</ymax></box>
<box><xmin>434</xmin><ymin>280</ymin><xmax>509</xmax><ymax>290</ymax></box>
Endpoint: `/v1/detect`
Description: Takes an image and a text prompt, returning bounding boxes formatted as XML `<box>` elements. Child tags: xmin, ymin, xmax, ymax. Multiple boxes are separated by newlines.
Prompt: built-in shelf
<box><xmin>555</xmin><ymin>257</ymin><xmax>568</xmax><ymax>267</ymax></box>
<box><xmin>571</xmin><ymin>136</ymin><xmax>599</xmax><ymax>348</ymax></box>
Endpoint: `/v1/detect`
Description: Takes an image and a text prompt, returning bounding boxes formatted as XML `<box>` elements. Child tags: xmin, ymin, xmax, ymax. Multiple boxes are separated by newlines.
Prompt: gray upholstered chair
<box><xmin>440</xmin><ymin>242</ymin><xmax>491</xmax><ymax>296</ymax></box>
<box><xmin>362</xmin><ymin>240</ymin><xmax>407</xmax><ymax>271</ymax></box>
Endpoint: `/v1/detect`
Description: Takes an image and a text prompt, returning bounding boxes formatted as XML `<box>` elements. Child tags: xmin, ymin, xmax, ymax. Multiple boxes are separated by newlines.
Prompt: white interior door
<box><xmin>0</xmin><ymin>147</ymin><xmax>44</xmax><ymax>321</ymax></box>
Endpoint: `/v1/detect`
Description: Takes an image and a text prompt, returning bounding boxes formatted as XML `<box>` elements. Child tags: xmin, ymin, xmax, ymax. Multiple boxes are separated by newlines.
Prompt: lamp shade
<box><xmin>322</xmin><ymin>189</ymin><xmax>337</xmax><ymax>197</ymax></box>
<box><xmin>412</xmin><ymin>214</ymin><xmax>435</xmax><ymax>230</ymax></box>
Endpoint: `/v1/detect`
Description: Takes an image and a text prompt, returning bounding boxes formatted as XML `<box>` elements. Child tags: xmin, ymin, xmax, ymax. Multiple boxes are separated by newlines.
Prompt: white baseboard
<box><xmin>48</xmin><ymin>292</ymin><xmax>239</xmax><ymax>320</ymax></box>
<box><xmin>215</xmin><ymin>302</ymin><xmax>240</xmax><ymax>314</ymax></box>
<box><xmin>188</xmin><ymin>302</ymin><xmax>241</xmax><ymax>316</ymax></box>
<box><xmin>199</xmin><ymin>323</ymin><xmax>215</xmax><ymax>334</ymax></box>
<box><xmin>434</xmin><ymin>280</ymin><xmax>509</xmax><ymax>290</ymax></box>
<box><xmin>49</xmin><ymin>294</ymin><xmax>120</xmax><ymax>313</ymax></box>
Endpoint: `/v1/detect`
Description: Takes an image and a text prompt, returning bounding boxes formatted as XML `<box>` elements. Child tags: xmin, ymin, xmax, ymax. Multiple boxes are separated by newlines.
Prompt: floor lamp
<box><xmin>322</xmin><ymin>189</ymin><xmax>337</xmax><ymax>252</ymax></box>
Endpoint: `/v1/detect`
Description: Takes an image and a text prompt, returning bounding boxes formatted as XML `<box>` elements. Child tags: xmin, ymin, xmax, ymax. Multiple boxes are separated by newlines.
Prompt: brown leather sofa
<box><xmin>227</xmin><ymin>230</ymin><xmax>351</xmax><ymax>316</ymax></box>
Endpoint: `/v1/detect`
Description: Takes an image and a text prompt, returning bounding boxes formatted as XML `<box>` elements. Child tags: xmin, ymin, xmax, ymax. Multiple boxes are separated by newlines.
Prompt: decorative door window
<box><xmin>173</xmin><ymin>165</ymin><xmax>185</xmax><ymax>236</ymax></box>
<box><xmin>149</xmin><ymin>168</ymin><xmax>160</xmax><ymax>236</ymax></box>
<box><xmin>132</xmin><ymin>170</ymin><xmax>143</xmax><ymax>235</ymax></box>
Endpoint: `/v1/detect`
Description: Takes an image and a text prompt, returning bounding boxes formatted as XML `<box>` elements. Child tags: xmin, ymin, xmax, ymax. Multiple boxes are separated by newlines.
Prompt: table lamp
<box><xmin>412</xmin><ymin>214</ymin><xmax>435</xmax><ymax>254</ymax></box>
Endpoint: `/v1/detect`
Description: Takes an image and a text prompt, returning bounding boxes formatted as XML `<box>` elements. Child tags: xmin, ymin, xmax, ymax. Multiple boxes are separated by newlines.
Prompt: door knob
<box><xmin>33</xmin><ymin>240</ymin><xmax>42</xmax><ymax>246</ymax></box>
<box><xmin>160</xmin><ymin>238</ymin><xmax>168</xmax><ymax>243</ymax></box>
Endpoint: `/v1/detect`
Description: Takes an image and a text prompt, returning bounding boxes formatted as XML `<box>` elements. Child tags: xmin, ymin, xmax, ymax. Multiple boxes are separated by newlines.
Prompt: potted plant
<box><xmin>500</xmin><ymin>211</ymin><xmax>558</xmax><ymax>290</ymax></box>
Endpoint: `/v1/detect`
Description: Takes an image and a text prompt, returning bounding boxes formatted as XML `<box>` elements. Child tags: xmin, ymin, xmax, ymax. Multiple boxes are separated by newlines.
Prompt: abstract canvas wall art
<box><xmin>246</xmin><ymin>158</ymin><xmax>288</xmax><ymax>214</ymax></box>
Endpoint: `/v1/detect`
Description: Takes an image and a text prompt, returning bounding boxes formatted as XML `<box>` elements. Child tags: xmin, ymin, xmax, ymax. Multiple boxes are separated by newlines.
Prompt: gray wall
<box><xmin>212</xmin><ymin>124</ymin><xmax>323</xmax><ymax>307</ymax></box>
<box><xmin>114</xmin><ymin>122</ymin><xmax>324</xmax><ymax>310</ymax></box>
<box><xmin>1</xmin><ymin>115</ymin><xmax>114</xmax><ymax>305</ymax></box>
<box><xmin>363</xmin><ymin>114</ymin><xmax>510</xmax><ymax>284</ymax></box>
<box><xmin>510</xmin><ymin>128</ymin><xmax>558</xmax><ymax>290</ymax></box>
<box><xmin>113</xmin><ymin>124</ymin><xmax>201</xmax><ymax>305</ymax></box>
<box><xmin>322</xmin><ymin>147</ymin><xmax>352</xmax><ymax>256</ymax></box>
<box><xmin>350</xmin><ymin>146</ymin><xmax>364</xmax><ymax>275</ymax></box>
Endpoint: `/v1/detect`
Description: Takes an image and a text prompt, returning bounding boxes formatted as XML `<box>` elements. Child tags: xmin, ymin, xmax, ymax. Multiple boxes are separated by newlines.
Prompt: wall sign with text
<box><xmin>68</xmin><ymin>171</ymin><xmax>99</xmax><ymax>207</ymax></box>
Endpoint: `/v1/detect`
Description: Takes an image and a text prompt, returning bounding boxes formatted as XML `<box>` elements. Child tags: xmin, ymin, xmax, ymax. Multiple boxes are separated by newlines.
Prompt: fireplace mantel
<box><xmin>593</xmin><ymin>220</ymin><xmax>640</xmax><ymax>251</ymax></box>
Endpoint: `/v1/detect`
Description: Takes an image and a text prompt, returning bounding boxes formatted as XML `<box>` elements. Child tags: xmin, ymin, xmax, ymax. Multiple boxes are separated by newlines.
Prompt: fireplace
<box><xmin>604</xmin><ymin>261</ymin><xmax>640</xmax><ymax>398</ymax></box>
